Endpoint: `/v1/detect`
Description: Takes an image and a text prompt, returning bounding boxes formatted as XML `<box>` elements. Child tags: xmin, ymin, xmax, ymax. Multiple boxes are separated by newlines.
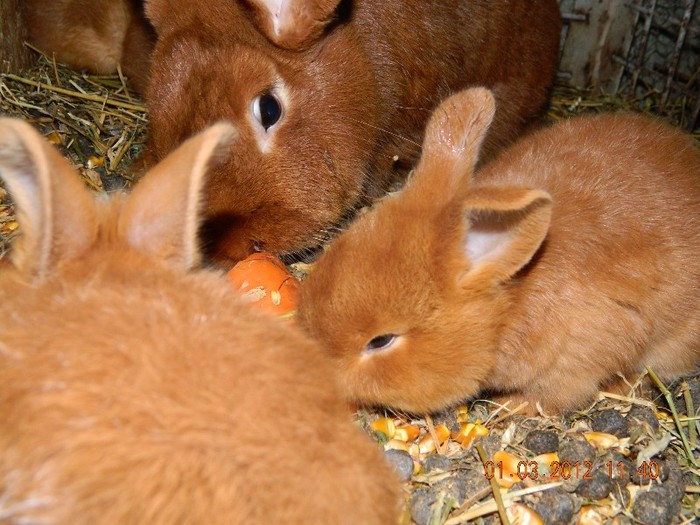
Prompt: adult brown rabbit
<box><xmin>23</xmin><ymin>0</ymin><xmax>154</xmax><ymax>92</ymax></box>
<box><xmin>0</xmin><ymin>118</ymin><xmax>400</xmax><ymax>523</ymax></box>
<box><xmin>143</xmin><ymin>0</ymin><xmax>562</xmax><ymax>264</ymax></box>
<box><xmin>297</xmin><ymin>87</ymin><xmax>700</xmax><ymax>415</ymax></box>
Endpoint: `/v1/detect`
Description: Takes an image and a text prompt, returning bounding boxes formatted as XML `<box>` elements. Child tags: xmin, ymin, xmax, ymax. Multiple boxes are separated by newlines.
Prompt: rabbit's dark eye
<box><xmin>252</xmin><ymin>92</ymin><xmax>283</xmax><ymax>131</ymax></box>
<box><xmin>365</xmin><ymin>334</ymin><xmax>397</xmax><ymax>352</ymax></box>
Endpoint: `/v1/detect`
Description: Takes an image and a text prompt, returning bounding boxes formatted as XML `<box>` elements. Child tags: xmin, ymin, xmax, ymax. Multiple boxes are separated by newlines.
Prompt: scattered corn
<box><xmin>370</xmin><ymin>417</ymin><xmax>396</xmax><ymax>439</ymax></box>
<box><xmin>394</xmin><ymin>424</ymin><xmax>421</xmax><ymax>442</ymax></box>
<box><xmin>456</xmin><ymin>405</ymin><xmax>470</xmax><ymax>423</ymax></box>
<box><xmin>86</xmin><ymin>156</ymin><xmax>105</xmax><ymax>169</ymax></box>
<box><xmin>492</xmin><ymin>450</ymin><xmax>524</xmax><ymax>488</ymax></box>
<box><xmin>2</xmin><ymin>221</ymin><xmax>19</xmax><ymax>233</ymax></box>
<box><xmin>577</xmin><ymin>506</ymin><xmax>602</xmax><ymax>525</ymax></box>
<box><xmin>418</xmin><ymin>424</ymin><xmax>451</xmax><ymax>454</ymax></box>
<box><xmin>452</xmin><ymin>422</ymin><xmax>489</xmax><ymax>448</ymax></box>
<box><xmin>384</xmin><ymin>439</ymin><xmax>410</xmax><ymax>453</ymax></box>
<box><xmin>583</xmin><ymin>432</ymin><xmax>629</xmax><ymax>452</ymax></box>
<box><xmin>507</xmin><ymin>503</ymin><xmax>544</xmax><ymax>525</ymax></box>
<box><xmin>533</xmin><ymin>452</ymin><xmax>560</xmax><ymax>477</ymax></box>
<box><xmin>577</xmin><ymin>503</ymin><xmax>619</xmax><ymax>525</ymax></box>
<box><xmin>46</xmin><ymin>131</ymin><xmax>62</xmax><ymax>145</ymax></box>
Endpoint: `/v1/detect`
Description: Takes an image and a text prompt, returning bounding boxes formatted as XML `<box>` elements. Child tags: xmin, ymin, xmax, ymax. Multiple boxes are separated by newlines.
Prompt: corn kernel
<box><xmin>507</xmin><ymin>503</ymin><xmax>544</xmax><ymax>525</ymax></box>
<box><xmin>533</xmin><ymin>452</ymin><xmax>559</xmax><ymax>477</ymax></box>
<box><xmin>418</xmin><ymin>424</ymin><xmax>450</xmax><ymax>454</ymax></box>
<box><xmin>384</xmin><ymin>439</ymin><xmax>410</xmax><ymax>453</ymax></box>
<box><xmin>394</xmin><ymin>425</ymin><xmax>420</xmax><ymax>442</ymax></box>
<box><xmin>456</xmin><ymin>405</ymin><xmax>469</xmax><ymax>423</ymax></box>
<box><xmin>577</xmin><ymin>504</ymin><xmax>618</xmax><ymax>525</ymax></box>
<box><xmin>583</xmin><ymin>432</ymin><xmax>620</xmax><ymax>450</ymax></box>
<box><xmin>492</xmin><ymin>450</ymin><xmax>524</xmax><ymax>488</ymax></box>
<box><xmin>370</xmin><ymin>417</ymin><xmax>396</xmax><ymax>439</ymax></box>
<box><xmin>86</xmin><ymin>156</ymin><xmax>105</xmax><ymax>169</ymax></box>
<box><xmin>46</xmin><ymin>131</ymin><xmax>62</xmax><ymax>145</ymax></box>
<box><xmin>453</xmin><ymin>422</ymin><xmax>489</xmax><ymax>447</ymax></box>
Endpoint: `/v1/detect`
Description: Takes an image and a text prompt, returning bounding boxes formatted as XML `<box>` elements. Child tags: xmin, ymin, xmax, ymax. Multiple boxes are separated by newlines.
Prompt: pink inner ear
<box><xmin>258</xmin><ymin>0</ymin><xmax>284</xmax><ymax>35</ymax></box>
<box><xmin>247</xmin><ymin>0</ymin><xmax>339</xmax><ymax>49</ymax></box>
<box><xmin>259</xmin><ymin>0</ymin><xmax>284</xmax><ymax>16</ymax></box>
<box><xmin>464</xmin><ymin>229</ymin><xmax>510</xmax><ymax>266</ymax></box>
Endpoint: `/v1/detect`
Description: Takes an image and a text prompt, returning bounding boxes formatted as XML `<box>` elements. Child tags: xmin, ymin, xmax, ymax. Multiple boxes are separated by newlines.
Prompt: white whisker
<box><xmin>344</xmin><ymin>116</ymin><xmax>423</xmax><ymax>150</ymax></box>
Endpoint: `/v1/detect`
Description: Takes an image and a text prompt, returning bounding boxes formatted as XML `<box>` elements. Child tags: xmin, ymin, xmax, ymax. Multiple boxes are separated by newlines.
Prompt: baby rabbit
<box><xmin>143</xmin><ymin>0</ymin><xmax>562</xmax><ymax>264</ymax></box>
<box><xmin>23</xmin><ymin>0</ymin><xmax>154</xmax><ymax>92</ymax></box>
<box><xmin>0</xmin><ymin>119</ymin><xmax>400</xmax><ymax>523</ymax></box>
<box><xmin>297</xmin><ymin>87</ymin><xmax>700</xmax><ymax>415</ymax></box>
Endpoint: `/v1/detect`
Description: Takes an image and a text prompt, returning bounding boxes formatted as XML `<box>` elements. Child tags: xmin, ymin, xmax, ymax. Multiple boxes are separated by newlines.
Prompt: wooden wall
<box><xmin>1</xmin><ymin>0</ymin><xmax>32</xmax><ymax>73</ymax></box>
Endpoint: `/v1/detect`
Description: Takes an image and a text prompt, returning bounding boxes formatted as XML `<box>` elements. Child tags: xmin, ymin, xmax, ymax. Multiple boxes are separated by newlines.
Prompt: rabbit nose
<box><xmin>200</xmin><ymin>214</ymin><xmax>262</xmax><ymax>266</ymax></box>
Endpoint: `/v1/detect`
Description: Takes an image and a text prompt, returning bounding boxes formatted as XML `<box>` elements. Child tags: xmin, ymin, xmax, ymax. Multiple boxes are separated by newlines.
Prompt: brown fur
<box><xmin>143</xmin><ymin>0</ymin><xmax>562</xmax><ymax>264</ymax></box>
<box><xmin>22</xmin><ymin>0</ymin><xmax>154</xmax><ymax>92</ymax></box>
<box><xmin>297</xmin><ymin>88</ymin><xmax>700</xmax><ymax>415</ymax></box>
<box><xmin>0</xmin><ymin>118</ymin><xmax>400</xmax><ymax>523</ymax></box>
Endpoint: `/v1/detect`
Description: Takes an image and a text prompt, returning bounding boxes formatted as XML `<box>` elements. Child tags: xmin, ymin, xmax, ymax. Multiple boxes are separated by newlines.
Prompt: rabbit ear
<box><xmin>402</xmin><ymin>88</ymin><xmax>496</xmax><ymax>207</ymax></box>
<box><xmin>143</xmin><ymin>0</ymin><xmax>168</xmax><ymax>29</ymax></box>
<box><xmin>244</xmin><ymin>0</ymin><xmax>341</xmax><ymax>49</ymax></box>
<box><xmin>118</xmin><ymin>122</ymin><xmax>237</xmax><ymax>271</ymax></box>
<box><xmin>461</xmin><ymin>186</ymin><xmax>552</xmax><ymax>284</ymax></box>
<box><xmin>0</xmin><ymin>118</ymin><xmax>98</xmax><ymax>280</ymax></box>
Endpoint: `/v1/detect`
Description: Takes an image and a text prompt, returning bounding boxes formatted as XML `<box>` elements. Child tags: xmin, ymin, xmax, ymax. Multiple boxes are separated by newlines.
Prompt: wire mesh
<box><xmin>612</xmin><ymin>0</ymin><xmax>699</xmax><ymax>130</ymax></box>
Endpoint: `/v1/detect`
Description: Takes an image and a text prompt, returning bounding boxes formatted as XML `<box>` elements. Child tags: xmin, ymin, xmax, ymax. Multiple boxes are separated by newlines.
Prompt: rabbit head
<box><xmin>298</xmin><ymin>88</ymin><xmax>552</xmax><ymax>414</ymax></box>
<box><xmin>143</xmin><ymin>0</ymin><xmax>379</xmax><ymax>265</ymax></box>
<box><xmin>0</xmin><ymin>118</ymin><xmax>234</xmax><ymax>282</ymax></box>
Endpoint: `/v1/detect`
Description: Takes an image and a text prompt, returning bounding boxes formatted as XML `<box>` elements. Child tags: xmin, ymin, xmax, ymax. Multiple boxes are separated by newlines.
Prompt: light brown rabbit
<box><xmin>0</xmin><ymin>118</ymin><xmax>400</xmax><ymax>523</ymax></box>
<box><xmin>23</xmin><ymin>0</ymin><xmax>154</xmax><ymax>92</ymax></box>
<box><xmin>297</xmin><ymin>87</ymin><xmax>700</xmax><ymax>415</ymax></box>
<box><xmin>143</xmin><ymin>0</ymin><xmax>562</xmax><ymax>264</ymax></box>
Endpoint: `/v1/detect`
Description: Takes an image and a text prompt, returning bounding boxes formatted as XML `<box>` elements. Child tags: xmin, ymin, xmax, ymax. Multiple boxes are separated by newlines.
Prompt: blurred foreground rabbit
<box><xmin>0</xmin><ymin>119</ymin><xmax>400</xmax><ymax>523</ymax></box>
<box><xmin>143</xmin><ymin>0</ymin><xmax>561</xmax><ymax>263</ymax></box>
<box><xmin>298</xmin><ymin>88</ymin><xmax>700</xmax><ymax>415</ymax></box>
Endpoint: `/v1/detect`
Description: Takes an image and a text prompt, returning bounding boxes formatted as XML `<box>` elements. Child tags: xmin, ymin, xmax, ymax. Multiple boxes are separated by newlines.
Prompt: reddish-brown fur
<box><xmin>23</xmin><ymin>0</ymin><xmax>154</xmax><ymax>92</ymax></box>
<box><xmin>0</xmin><ymin>118</ymin><xmax>400</xmax><ymax>523</ymax></box>
<box><xmin>144</xmin><ymin>0</ymin><xmax>561</xmax><ymax>264</ymax></box>
<box><xmin>297</xmin><ymin>88</ymin><xmax>700</xmax><ymax>415</ymax></box>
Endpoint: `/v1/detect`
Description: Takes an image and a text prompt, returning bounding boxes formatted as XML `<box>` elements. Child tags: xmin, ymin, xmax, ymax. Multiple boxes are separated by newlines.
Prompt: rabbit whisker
<box><xmin>344</xmin><ymin>116</ymin><xmax>422</xmax><ymax>150</ymax></box>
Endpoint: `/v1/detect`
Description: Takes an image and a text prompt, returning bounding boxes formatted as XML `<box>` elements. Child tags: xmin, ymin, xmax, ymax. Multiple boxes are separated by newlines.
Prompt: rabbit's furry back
<box><xmin>297</xmin><ymin>88</ymin><xmax>700</xmax><ymax>415</ymax></box>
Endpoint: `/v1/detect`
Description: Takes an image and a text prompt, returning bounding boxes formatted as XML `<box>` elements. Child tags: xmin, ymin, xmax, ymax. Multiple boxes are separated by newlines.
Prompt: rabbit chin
<box><xmin>353</xmin><ymin>386</ymin><xmax>483</xmax><ymax>415</ymax></box>
<box><xmin>340</xmin><ymin>363</ymin><xmax>485</xmax><ymax>415</ymax></box>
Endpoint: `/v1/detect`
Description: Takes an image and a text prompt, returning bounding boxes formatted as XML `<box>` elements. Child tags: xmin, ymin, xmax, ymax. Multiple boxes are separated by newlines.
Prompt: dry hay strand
<box><xmin>549</xmin><ymin>83</ymin><xmax>700</xmax><ymax>142</ymax></box>
<box><xmin>0</xmin><ymin>49</ymin><xmax>148</xmax><ymax>256</ymax></box>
